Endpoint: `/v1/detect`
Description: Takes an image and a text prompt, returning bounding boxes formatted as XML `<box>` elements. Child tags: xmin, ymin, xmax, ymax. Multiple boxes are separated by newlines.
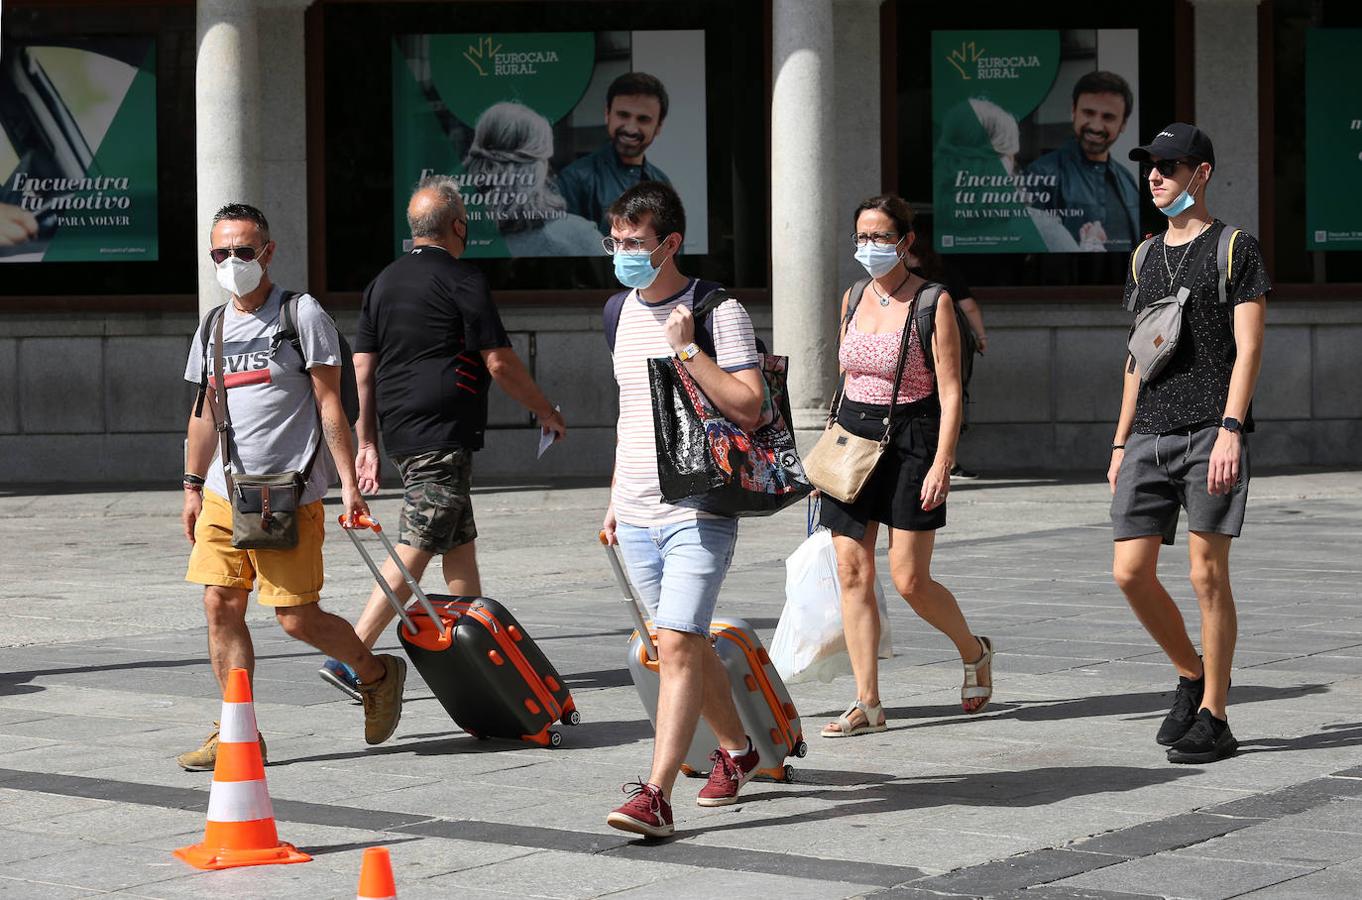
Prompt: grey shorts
<box><xmin>393</xmin><ymin>447</ymin><xmax>477</xmax><ymax>554</ymax></box>
<box><xmin>1111</xmin><ymin>426</ymin><xmax>1249</xmax><ymax>546</ymax></box>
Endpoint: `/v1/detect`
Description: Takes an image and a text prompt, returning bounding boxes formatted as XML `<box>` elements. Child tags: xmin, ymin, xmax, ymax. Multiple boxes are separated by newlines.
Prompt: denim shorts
<box><xmin>615</xmin><ymin>517</ymin><xmax>740</xmax><ymax>636</ymax></box>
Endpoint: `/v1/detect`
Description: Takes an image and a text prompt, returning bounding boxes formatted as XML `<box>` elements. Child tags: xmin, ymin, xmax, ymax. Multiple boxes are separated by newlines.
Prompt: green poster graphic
<box><xmin>392</xmin><ymin>33</ymin><xmax>600</xmax><ymax>259</ymax></box>
<box><xmin>0</xmin><ymin>38</ymin><xmax>158</xmax><ymax>262</ymax></box>
<box><xmin>932</xmin><ymin>31</ymin><xmax>1060</xmax><ymax>254</ymax></box>
<box><xmin>1305</xmin><ymin>29</ymin><xmax>1362</xmax><ymax>251</ymax></box>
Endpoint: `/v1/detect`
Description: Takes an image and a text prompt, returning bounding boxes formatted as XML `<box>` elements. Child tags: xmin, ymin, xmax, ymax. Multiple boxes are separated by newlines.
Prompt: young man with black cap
<box><xmin>1108</xmin><ymin>123</ymin><xmax>1270</xmax><ymax>764</ymax></box>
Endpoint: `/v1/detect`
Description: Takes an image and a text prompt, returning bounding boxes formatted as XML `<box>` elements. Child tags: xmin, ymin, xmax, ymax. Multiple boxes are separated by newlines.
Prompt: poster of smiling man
<box><xmin>393</xmin><ymin>30</ymin><xmax>708</xmax><ymax>259</ymax></box>
<box><xmin>932</xmin><ymin>29</ymin><xmax>1140</xmax><ymax>255</ymax></box>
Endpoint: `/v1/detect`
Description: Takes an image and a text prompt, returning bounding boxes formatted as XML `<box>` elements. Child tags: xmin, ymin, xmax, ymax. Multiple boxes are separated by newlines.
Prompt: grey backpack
<box><xmin>1125</xmin><ymin>223</ymin><xmax>1241</xmax><ymax>383</ymax></box>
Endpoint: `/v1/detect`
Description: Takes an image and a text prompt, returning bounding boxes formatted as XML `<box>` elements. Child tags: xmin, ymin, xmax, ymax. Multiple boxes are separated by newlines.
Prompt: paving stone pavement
<box><xmin>0</xmin><ymin>470</ymin><xmax>1360</xmax><ymax>899</ymax></box>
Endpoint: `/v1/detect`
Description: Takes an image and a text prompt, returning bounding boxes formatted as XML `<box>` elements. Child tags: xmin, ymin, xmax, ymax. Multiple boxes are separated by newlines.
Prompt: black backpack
<box><xmin>844</xmin><ymin>277</ymin><xmax>978</xmax><ymax>397</ymax></box>
<box><xmin>195</xmin><ymin>290</ymin><xmax>360</xmax><ymax>426</ymax></box>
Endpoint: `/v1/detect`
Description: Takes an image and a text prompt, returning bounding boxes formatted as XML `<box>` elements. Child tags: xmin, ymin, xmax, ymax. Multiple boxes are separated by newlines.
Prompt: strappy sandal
<box><xmin>820</xmin><ymin>700</ymin><xmax>887</xmax><ymax>738</ymax></box>
<box><xmin>962</xmin><ymin>636</ymin><xmax>994</xmax><ymax>714</ymax></box>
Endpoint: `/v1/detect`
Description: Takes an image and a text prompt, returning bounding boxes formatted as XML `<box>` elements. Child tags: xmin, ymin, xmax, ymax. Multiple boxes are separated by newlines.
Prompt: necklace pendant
<box><xmin>878</xmin><ymin>295</ymin><xmax>890</xmax><ymax>307</ymax></box>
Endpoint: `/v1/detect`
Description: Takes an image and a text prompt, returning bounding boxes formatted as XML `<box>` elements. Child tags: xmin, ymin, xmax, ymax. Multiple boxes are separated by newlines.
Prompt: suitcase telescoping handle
<box><xmin>599</xmin><ymin>531</ymin><xmax>658</xmax><ymax>662</ymax></box>
<box><xmin>339</xmin><ymin>514</ymin><xmax>443</xmax><ymax>634</ymax></box>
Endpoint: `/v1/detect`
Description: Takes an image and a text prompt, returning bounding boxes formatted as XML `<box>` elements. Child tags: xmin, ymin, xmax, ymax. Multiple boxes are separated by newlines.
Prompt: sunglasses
<box><xmin>1141</xmin><ymin>158</ymin><xmax>1195</xmax><ymax>179</ymax></box>
<box><xmin>208</xmin><ymin>244</ymin><xmax>266</xmax><ymax>265</ymax></box>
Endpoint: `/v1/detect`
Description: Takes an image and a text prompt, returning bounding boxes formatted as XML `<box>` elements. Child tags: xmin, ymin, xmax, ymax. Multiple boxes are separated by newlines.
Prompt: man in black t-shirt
<box><xmin>318</xmin><ymin>176</ymin><xmax>566</xmax><ymax>699</ymax></box>
<box><xmin>1108</xmin><ymin>124</ymin><xmax>1270</xmax><ymax>765</ymax></box>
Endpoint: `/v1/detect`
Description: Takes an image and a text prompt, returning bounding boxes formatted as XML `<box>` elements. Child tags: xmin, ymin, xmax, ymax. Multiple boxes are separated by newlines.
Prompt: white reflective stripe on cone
<box><xmin>205</xmin><ymin>778</ymin><xmax>274</xmax><ymax>823</ymax></box>
<box><xmin>358</xmin><ymin>895</ymin><xmax>397</xmax><ymax>900</ymax></box>
<box><xmin>219</xmin><ymin>701</ymin><xmax>258</xmax><ymax>744</ymax></box>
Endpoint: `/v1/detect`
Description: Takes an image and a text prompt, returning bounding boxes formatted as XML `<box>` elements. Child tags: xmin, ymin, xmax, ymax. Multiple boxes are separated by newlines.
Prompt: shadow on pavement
<box><xmin>301</xmin><ymin>835</ymin><xmax>423</xmax><ymax>856</ymax></box>
<box><xmin>269</xmin><ymin>716</ymin><xmax>655</xmax><ymax>766</ymax></box>
<box><xmin>686</xmin><ymin>764</ymin><xmax>1198</xmax><ymax>838</ymax></box>
<box><xmin>1237</xmin><ymin>721</ymin><xmax>1362</xmax><ymax>755</ymax></box>
<box><xmin>876</xmin><ymin>683</ymin><xmax>1329</xmax><ymax>728</ymax></box>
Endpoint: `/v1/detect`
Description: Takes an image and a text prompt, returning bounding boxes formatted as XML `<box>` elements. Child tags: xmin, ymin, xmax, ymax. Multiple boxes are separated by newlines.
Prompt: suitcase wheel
<box><xmin>549</xmin><ymin>730</ymin><xmax>563</xmax><ymax>748</ymax></box>
<box><xmin>784</xmin><ymin>765</ymin><xmax>795</xmax><ymax>783</ymax></box>
<box><xmin>794</xmin><ymin>740</ymin><xmax>808</xmax><ymax>759</ymax></box>
<box><xmin>564</xmin><ymin>709</ymin><xmax>581</xmax><ymax>727</ymax></box>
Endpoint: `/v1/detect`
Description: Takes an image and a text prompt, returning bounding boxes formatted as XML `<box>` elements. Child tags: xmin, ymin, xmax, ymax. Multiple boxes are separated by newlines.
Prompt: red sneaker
<box><xmin>696</xmin><ymin>744</ymin><xmax>760</xmax><ymax>807</ymax></box>
<box><xmin>606</xmin><ymin>781</ymin><xmax>674</xmax><ymax>838</ymax></box>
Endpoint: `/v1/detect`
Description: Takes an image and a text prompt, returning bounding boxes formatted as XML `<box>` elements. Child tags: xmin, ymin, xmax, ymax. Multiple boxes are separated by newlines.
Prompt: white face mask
<box><xmin>216</xmin><ymin>256</ymin><xmax>264</xmax><ymax>297</ymax></box>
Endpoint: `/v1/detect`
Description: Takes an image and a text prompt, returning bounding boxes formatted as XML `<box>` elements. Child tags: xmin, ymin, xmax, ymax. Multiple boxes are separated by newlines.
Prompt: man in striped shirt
<box><xmin>600</xmin><ymin>182</ymin><xmax>766</xmax><ymax>838</ymax></box>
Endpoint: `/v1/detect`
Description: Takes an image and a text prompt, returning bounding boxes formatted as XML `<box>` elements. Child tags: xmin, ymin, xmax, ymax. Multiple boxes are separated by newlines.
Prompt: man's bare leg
<box><xmin>353</xmin><ymin>545</ymin><xmax>435</xmax><ymax>646</ymax></box>
<box><xmin>277</xmin><ymin>602</ymin><xmax>386</xmax><ymax>683</ymax></box>
<box><xmin>648</xmin><ymin>629</ymin><xmax>744</xmax><ymax>798</ymax></box>
<box><xmin>1113</xmin><ymin>535</ymin><xmax>1203</xmax><ymax>678</ymax></box>
<box><xmin>1188</xmin><ymin>532</ymin><xmax>1236</xmax><ymax>718</ymax></box>
<box><xmin>440</xmin><ymin>539</ymin><xmax>482</xmax><ymax>597</ymax></box>
<box><xmin>203</xmin><ymin>586</ymin><xmax>254</xmax><ymax>691</ymax></box>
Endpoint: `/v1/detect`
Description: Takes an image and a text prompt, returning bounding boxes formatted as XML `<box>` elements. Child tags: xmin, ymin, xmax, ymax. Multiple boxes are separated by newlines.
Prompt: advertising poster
<box><xmin>393</xmin><ymin>31</ymin><xmax>708</xmax><ymax>259</ymax></box>
<box><xmin>1305</xmin><ymin>28</ymin><xmax>1362</xmax><ymax>251</ymax></box>
<box><xmin>0</xmin><ymin>36</ymin><xmax>158</xmax><ymax>262</ymax></box>
<box><xmin>931</xmin><ymin>29</ymin><xmax>1140</xmax><ymax>255</ymax></box>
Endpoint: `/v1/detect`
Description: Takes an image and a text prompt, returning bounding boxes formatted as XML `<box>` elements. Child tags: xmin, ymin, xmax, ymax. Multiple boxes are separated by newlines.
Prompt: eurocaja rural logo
<box><xmin>945</xmin><ymin>40</ymin><xmax>1042</xmax><ymax>81</ymax></box>
<box><xmin>462</xmin><ymin>35</ymin><xmax>561</xmax><ymax>77</ymax></box>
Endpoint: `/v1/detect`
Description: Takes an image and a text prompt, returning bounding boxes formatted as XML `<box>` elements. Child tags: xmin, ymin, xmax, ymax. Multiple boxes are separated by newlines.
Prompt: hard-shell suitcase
<box><xmin>601</xmin><ymin>534</ymin><xmax>806</xmax><ymax>781</ymax></box>
<box><xmin>343</xmin><ymin>515</ymin><xmax>580</xmax><ymax>747</ymax></box>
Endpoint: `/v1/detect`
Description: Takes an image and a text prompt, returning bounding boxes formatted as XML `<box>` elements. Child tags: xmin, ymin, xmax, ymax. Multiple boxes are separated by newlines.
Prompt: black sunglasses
<box><xmin>1141</xmin><ymin>158</ymin><xmax>1195</xmax><ymax>179</ymax></box>
<box><xmin>208</xmin><ymin>245</ymin><xmax>265</xmax><ymax>265</ymax></box>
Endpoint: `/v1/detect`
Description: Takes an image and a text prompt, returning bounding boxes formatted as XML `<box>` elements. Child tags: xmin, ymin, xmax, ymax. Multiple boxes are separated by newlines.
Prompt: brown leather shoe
<box><xmin>176</xmin><ymin>723</ymin><xmax>268</xmax><ymax>771</ymax></box>
<box><xmin>357</xmin><ymin>654</ymin><xmax>407</xmax><ymax>745</ymax></box>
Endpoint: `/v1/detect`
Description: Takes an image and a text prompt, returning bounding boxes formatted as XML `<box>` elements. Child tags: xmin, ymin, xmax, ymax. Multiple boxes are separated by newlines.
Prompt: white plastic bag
<box><xmin>770</xmin><ymin>528</ymin><xmax>893</xmax><ymax>684</ymax></box>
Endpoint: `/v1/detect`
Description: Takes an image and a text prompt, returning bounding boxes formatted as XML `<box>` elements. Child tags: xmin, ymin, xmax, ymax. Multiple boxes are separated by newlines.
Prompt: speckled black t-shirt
<box><xmin>1122</xmin><ymin>220</ymin><xmax>1272</xmax><ymax>434</ymax></box>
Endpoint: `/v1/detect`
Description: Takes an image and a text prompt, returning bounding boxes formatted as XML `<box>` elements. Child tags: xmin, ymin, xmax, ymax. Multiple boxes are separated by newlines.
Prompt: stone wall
<box><xmin>0</xmin><ymin>300</ymin><xmax>1356</xmax><ymax>485</ymax></box>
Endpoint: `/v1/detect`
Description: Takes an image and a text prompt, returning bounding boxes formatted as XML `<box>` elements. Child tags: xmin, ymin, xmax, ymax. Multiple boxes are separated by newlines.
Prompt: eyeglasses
<box><xmin>852</xmin><ymin>232</ymin><xmax>900</xmax><ymax>248</ymax></box>
<box><xmin>209</xmin><ymin>245</ymin><xmax>265</xmax><ymax>265</ymax></box>
<box><xmin>1141</xmin><ymin>159</ymin><xmax>1193</xmax><ymax>179</ymax></box>
<box><xmin>602</xmin><ymin>234</ymin><xmax>665</xmax><ymax>255</ymax></box>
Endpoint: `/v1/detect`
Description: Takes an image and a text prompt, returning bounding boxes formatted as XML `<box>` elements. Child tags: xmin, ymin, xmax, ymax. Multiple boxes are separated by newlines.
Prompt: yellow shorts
<box><xmin>185</xmin><ymin>490</ymin><xmax>326</xmax><ymax>607</ymax></box>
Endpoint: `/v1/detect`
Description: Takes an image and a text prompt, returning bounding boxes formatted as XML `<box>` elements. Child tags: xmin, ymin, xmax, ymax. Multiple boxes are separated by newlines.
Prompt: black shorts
<box><xmin>819</xmin><ymin>397</ymin><xmax>946</xmax><ymax>540</ymax></box>
<box><xmin>1111</xmin><ymin>425</ymin><xmax>1250</xmax><ymax>546</ymax></box>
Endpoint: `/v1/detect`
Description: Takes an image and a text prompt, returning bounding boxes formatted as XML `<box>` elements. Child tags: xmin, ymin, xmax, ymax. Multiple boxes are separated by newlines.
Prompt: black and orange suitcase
<box><xmin>602</xmin><ymin>534</ymin><xmax>806</xmax><ymax>781</ymax></box>
<box><xmin>343</xmin><ymin>515</ymin><xmax>579</xmax><ymax>747</ymax></box>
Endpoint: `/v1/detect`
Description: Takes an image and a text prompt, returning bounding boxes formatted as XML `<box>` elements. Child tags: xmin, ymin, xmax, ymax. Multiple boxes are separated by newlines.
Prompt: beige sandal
<box><xmin>962</xmin><ymin>636</ymin><xmax>994</xmax><ymax>714</ymax></box>
<box><xmin>821</xmin><ymin>700</ymin><xmax>887</xmax><ymax>738</ymax></box>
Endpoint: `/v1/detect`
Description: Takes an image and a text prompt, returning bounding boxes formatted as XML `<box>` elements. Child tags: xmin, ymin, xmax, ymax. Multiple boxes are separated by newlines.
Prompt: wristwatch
<box><xmin>1221</xmin><ymin>416</ymin><xmax>1242</xmax><ymax>433</ymax></box>
<box><xmin>676</xmin><ymin>342</ymin><xmax>702</xmax><ymax>362</ymax></box>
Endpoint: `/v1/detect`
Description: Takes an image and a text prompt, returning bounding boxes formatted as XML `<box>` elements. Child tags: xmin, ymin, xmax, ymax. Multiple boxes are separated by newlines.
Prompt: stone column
<box><xmin>257</xmin><ymin>0</ymin><xmax>312</xmax><ymax>296</ymax></box>
<box><xmin>196</xmin><ymin>0</ymin><xmax>262</xmax><ymax>315</ymax></box>
<box><xmin>1193</xmin><ymin>0</ymin><xmax>1261</xmax><ymax>233</ymax></box>
<box><xmin>833</xmin><ymin>0</ymin><xmax>883</xmax><ymax>292</ymax></box>
<box><xmin>772</xmin><ymin>0</ymin><xmax>838</xmax><ymax>431</ymax></box>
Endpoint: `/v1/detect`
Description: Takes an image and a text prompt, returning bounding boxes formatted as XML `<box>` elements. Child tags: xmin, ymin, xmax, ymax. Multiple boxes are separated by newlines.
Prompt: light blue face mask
<box><xmin>613</xmin><ymin>241</ymin><xmax>667</xmax><ymax>289</ymax></box>
<box><xmin>1159</xmin><ymin>169</ymin><xmax>1205</xmax><ymax>218</ymax></box>
<box><xmin>854</xmin><ymin>237</ymin><xmax>905</xmax><ymax>278</ymax></box>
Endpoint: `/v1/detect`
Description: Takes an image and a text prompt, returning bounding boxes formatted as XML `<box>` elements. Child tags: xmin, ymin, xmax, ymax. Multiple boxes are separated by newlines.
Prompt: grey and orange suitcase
<box><xmin>601</xmin><ymin>534</ymin><xmax>806</xmax><ymax>781</ymax></box>
<box><xmin>343</xmin><ymin>515</ymin><xmax>579</xmax><ymax>747</ymax></box>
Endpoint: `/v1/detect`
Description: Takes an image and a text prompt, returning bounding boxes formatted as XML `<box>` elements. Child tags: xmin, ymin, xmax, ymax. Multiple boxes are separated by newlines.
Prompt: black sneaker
<box><xmin>1156</xmin><ymin>674</ymin><xmax>1205</xmax><ymax>746</ymax></box>
<box><xmin>950</xmin><ymin>464</ymin><xmax>979</xmax><ymax>480</ymax></box>
<box><xmin>1167</xmin><ymin>708</ymin><xmax>1238</xmax><ymax>764</ymax></box>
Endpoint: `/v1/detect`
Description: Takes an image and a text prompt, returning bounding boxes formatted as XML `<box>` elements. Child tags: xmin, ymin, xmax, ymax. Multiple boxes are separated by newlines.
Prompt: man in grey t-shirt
<box><xmin>177</xmin><ymin>203</ymin><xmax>407</xmax><ymax>771</ymax></box>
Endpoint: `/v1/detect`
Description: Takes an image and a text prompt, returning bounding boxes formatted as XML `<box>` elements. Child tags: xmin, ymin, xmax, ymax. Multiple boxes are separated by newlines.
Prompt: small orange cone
<box><xmin>174</xmin><ymin>668</ymin><xmax>311</xmax><ymax>870</ymax></box>
<box><xmin>357</xmin><ymin>847</ymin><xmax>397</xmax><ymax>899</ymax></box>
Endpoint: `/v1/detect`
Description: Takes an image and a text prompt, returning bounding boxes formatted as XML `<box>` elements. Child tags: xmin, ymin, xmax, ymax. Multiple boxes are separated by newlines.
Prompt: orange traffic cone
<box><xmin>174</xmin><ymin>668</ymin><xmax>311</xmax><ymax>870</ymax></box>
<box><xmin>357</xmin><ymin>846</ymin><xmax>397</xmax><ymax>899</ymax></box>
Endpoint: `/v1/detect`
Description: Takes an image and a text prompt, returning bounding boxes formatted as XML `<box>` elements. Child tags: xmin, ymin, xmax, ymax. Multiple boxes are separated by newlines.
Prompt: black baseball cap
<box><xmin>1128</xmin><ymin>123</ymin><xmax>1216</xmax><ymax>168</ymax></box>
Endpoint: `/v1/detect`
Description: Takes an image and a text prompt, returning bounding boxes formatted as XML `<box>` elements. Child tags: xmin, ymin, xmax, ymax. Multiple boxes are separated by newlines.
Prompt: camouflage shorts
<box><xmin>393</xmin><ymin>447</ymin><xmax>477</xmax><ymax>554</ymax></box>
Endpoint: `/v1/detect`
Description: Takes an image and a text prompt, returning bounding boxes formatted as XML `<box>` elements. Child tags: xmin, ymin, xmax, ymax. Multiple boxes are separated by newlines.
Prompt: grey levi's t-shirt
<box><xmin>184</xmin><ymin>286</ymin><xmax>340</xmax><ymax>505</ymax></box>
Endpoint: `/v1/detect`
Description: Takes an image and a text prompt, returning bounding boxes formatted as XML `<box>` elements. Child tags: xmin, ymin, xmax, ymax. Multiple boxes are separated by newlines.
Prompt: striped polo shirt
<box><xmin>611</xmin><ymin>278</ymin><xmax>759</xmax><ymax>527</ymax></box>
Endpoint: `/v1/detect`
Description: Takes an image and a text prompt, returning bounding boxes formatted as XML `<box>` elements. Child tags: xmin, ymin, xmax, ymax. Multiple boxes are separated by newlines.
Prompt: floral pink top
<box><xmin>839</xmin><ymin>314</ymin><xmax>935</xmax><ymax>405</ymax></box>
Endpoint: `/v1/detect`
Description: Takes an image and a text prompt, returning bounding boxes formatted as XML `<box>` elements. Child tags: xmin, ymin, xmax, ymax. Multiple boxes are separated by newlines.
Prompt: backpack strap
<box><xmin>602</xmin><ymin>289</ymin><xmax>630</xmax><ymax>353</ymax></box>
<box><xmin>1216</xmin><ymin>225</ymin><xmax>1242</xmax><ymax>305</ymax></box>
<box><xmin>913</xmin><ymin>282</ymin><xmax>947</xmax><ymax>373</ymax></box>
<box><xmin>194</xmin><ymin>303</ymin><xmax>228</xmax><ymax>418</ymax></box>
<box><xmin>271</xmin><ymin>290</ymin><xmax>303</xmax><ymax>360</ymax></box>
<box><xmin>840</xmin><ymin>278</ymin><xmax>873</xmax><ymax>338</ymax></box>
<box><xmin>1125</xmin><ymin>238</ymin><xmax>1155</xmax><ymax>312</ymax></box>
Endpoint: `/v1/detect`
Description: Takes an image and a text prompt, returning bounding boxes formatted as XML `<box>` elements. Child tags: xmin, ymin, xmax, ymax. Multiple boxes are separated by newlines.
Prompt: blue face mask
<box><xmin>854</xmin><ymin>237</ymin><xmax>905</xmax><ymax>278</ymax></box>
<box><xmin>613</xmin><ymin>241</ymin><xmax>666</xmax><ymax>289</ymax></box>
<box><xmin>1159</xmin><ymin>169</ymin><xmax>1205</xmax><ymax>218</ymax></box>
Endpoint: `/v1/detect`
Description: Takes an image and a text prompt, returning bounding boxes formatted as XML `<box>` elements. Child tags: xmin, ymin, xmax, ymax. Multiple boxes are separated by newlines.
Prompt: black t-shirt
<box><xmin>355</xmin><ymin>246</ymin><xmax>512</xmax><ymax>455</ymax></box>
<box><xmin>1122</xmin><ymin>221</ymin><xmax>1272</xmax><ymax>435</ymax></box>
